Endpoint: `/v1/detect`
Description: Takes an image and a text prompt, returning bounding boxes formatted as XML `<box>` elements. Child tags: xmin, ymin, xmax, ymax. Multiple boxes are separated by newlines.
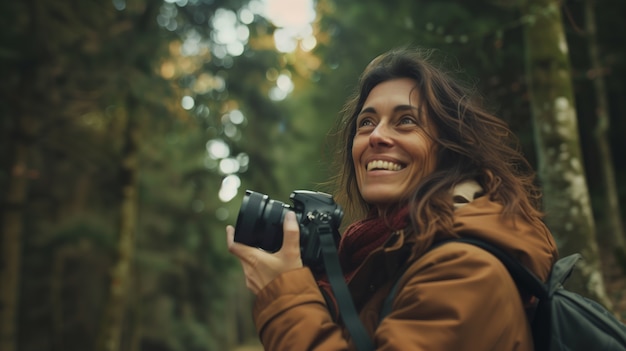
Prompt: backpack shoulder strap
<box><xmin>546</xmin><ymin>253</ymin><xmax>581</xmax><ymax>295</ymax></box>
<box><xmin>449</xmin><ymin>238</ymin><xmax>549</xmax><ymax>299</ymax></box>
<box><xmin>380</xmin><ymin>237</ymin><xmax>549</xmax><ymax>321</ymax></box>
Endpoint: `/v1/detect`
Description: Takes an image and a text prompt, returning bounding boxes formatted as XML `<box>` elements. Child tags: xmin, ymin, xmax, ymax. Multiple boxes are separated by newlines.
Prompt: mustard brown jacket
<box><xmin>252</xmin><ymin>191</ymin><xmax>558</xmax><ymax>350</ymax></box>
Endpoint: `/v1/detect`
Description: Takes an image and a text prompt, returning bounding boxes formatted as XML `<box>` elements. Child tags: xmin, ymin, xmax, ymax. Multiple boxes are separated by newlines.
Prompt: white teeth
<box><xmin>366</xmin><ymin>160</ymin><xmax>403</xmax><ymax>171</ymax></box>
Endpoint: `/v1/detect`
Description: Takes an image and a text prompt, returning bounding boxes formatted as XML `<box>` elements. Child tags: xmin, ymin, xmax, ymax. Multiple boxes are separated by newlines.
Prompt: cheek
<box><xmin>351</xmin><ymin>138</ymin><xmax>365</xmax><ymax>165</ymax></box>
<box><xmin>412</xmin><ymin>138</ymin><xmax>438</xmax><ymax>173</ymax></box>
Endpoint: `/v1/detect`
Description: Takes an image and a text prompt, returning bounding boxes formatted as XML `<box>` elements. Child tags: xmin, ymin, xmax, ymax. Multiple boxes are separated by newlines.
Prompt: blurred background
<box><xmin>1</xmin><ymin>0</ymin><xmax>625</xmax><ymax>350</ymax></box>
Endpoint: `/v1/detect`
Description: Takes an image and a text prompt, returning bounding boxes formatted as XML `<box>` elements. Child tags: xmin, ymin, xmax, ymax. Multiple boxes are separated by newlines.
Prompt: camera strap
<box><xmin>319</xmin><ymin>232</ymin><xmax>375</xmax><ymax>351</ymax></box>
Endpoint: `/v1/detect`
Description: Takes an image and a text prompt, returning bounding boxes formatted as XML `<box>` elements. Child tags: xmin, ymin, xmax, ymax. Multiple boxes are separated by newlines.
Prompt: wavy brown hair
<box><xmin>330</xmin><ymin>47</ymin><xmax>543</xmax><ymax>253</ymax></box>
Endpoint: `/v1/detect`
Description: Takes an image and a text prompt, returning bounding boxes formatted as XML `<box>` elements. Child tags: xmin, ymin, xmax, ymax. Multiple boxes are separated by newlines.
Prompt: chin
<box><xmin>361</xmin><ymin>193</ymin><xmax>403</xmax><ymax>206</ymax></box>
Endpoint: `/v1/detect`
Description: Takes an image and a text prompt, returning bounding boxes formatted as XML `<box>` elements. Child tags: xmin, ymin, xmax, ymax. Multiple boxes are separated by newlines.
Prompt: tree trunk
<box><xmin>583</xmin><ymin>0</ymin><xmax>626</xmax><ymax>260</ymax></box>
<box><xmin>522</xmin><ymin>0</ymin><xmax>612</xmax><ymax>307</ymax></box>
<box><xmin>95</xmin><ymin>97</ymin><xmax>140</xmax><ymax>351</ymax></box>
<box><xmin>0</xmin><ymin>117</ymin><xmax>33</xmax><ymax>351</ymax></box>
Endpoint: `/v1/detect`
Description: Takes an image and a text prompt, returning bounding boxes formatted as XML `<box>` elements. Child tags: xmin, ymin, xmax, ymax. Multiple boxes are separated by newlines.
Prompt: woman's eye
<box><xmin>399</xmin><ymin>116</ymin><xmax>417</xmax><ymax>125</ymax></box>
<box><xmin>358</xmin><ymin>119</ymin><xmax>374</xmax><ymax>127</ymax></box>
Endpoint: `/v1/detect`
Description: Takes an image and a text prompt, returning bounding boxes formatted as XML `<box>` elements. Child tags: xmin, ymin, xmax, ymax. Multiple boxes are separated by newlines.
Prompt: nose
<box><xmin>369</xmin><ymin>123</ymin><xmax>393</xmax><ymax>147</ymax></box>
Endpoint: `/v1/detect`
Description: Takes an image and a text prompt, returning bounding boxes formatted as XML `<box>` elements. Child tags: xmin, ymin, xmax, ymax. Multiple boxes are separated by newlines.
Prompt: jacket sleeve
<box><xmin>253</xmin><ymin>267</ymin><xmax>350</xmax><ymax>351</ymax></box>
<box><xmin>253</xmin><ymin>244</ymin><xmax>532</xmax><ymax>351</ymax></box>
<box><xmin>374</xmin><ymin>242</ymin><xmax>532</xmax><ymax>351</ymax></box>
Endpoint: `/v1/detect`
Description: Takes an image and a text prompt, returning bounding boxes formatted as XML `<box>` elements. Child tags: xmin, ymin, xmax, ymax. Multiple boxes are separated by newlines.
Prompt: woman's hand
<box><xmin>226</xmin><ymin>211</ymin><xmax>304</xmax><ymax>295</ymax></box>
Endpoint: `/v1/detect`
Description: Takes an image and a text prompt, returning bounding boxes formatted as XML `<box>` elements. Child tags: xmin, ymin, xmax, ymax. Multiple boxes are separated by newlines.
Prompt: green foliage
<box><xmin>40</xmin><ymin>216</ymin><xmax>117</xmax><ymax>251</ymax></box>
<box><xmin>1</xmin><ymin>0</ymin><xmax>272</xmax><ymax>349</ymax></box>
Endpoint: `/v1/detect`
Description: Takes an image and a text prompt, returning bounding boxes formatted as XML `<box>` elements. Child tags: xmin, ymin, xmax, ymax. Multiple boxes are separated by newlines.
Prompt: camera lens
<box><xmin>234</xmin><ymin>190</ymin><xmax>290</xmax><ymax>252</ymax></box>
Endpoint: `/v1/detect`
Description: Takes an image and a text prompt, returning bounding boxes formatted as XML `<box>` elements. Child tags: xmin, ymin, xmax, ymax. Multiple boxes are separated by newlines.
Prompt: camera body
<box><xmin>234</xmin><ymin>190</ymin><xmax>343</xmax><ymax>271</ymax></box>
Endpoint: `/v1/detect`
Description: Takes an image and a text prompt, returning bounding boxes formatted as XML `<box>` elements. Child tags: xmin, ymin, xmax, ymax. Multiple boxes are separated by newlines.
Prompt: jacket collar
<box><xmin>346</xmin><ymin>180</ymin><xmax>485</xmax><ymax>307</ymax></box>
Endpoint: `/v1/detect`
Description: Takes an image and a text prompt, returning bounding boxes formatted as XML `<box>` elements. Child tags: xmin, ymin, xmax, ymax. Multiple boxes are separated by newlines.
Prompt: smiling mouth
<box><xmin>366</xmin><ymin>160</ymin><xmax>405</xmax><ymax>171</ymax></box>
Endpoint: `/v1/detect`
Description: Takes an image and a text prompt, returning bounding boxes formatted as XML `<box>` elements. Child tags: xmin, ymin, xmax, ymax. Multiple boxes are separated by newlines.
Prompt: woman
<box><xmin>226</xmin><ymin>47</ymin><xmax>558</xmax><ymax>350</ymax></box>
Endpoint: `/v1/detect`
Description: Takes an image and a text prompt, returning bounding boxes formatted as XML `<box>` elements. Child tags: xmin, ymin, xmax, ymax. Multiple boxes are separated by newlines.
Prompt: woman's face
<box><xmin>352</xmin><ymin>78</ymin><xmax>438</xmax><ymax>210</ymax></box>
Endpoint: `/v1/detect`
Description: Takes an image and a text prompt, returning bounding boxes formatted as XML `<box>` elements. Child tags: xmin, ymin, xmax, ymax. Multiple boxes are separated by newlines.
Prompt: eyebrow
<box><xmin>358</xmin><ymin>104</ymin><xmax>419</xmax><ymax>116</ymax></box>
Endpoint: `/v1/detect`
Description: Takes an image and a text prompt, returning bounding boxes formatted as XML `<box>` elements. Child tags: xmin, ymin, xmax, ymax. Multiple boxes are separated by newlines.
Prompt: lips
<box><xmin>366</xmin><ymin>160</ymin><xmax>404</xmax><ymax>171</ymax></box>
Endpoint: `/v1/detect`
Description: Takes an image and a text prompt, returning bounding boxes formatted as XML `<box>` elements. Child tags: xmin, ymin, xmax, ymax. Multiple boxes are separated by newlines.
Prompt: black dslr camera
<box><xmin>234</xmin><ymin>190</ymin><xmax>343</xmax><ymax>271</ymax></box>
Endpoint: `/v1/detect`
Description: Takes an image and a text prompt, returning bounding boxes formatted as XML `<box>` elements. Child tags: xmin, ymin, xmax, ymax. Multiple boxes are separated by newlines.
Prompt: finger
<box><xmin>226</xmin><ymin>225</ymin><xmax>236</xmax><ymax>248</ymax></box>
<box><xmin>283</xmin><ymin>211</ymin><xmax>300</xmax><ymax>241</ymax></box>
<box><xmin>281</xmin><ymin>211</ymin><xmax>301</xmax><ymax>255</ymax></box>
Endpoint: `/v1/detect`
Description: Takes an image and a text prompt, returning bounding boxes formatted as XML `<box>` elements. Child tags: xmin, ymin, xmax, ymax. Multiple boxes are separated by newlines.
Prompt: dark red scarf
<box><xmin>337</xmin><ymin>206</ymin><xmax>410</xmax><ymax>282</ymax></box>
<box><xmin>317</xmin><ymin>206</ymin><xmax>410</xmax><ymax>316</ymax></box>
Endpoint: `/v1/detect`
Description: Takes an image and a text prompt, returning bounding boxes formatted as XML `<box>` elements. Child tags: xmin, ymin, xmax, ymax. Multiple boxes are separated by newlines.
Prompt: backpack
<box><xmin>380</xmin><ymin>237</ymin><xmax>626</xmax><ymax>351</ymax></box>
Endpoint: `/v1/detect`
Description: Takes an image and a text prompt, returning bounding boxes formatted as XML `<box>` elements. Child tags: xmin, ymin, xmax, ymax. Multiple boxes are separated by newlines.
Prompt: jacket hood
<box><xmin>452</xmin><ymin>194</ymin><xmax>558</xmax><ymax>281</ymax></box>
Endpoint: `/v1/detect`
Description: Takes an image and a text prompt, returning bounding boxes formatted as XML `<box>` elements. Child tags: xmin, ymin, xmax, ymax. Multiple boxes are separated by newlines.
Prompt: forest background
<box><xmin>1</xmin><ymin>0</ymin><xmax>625</xmax><ymax>350</ymax></box>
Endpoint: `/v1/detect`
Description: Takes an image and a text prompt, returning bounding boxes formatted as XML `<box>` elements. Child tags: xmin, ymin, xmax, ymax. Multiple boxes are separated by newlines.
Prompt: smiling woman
<box><xmin>226</xmin><ymin>47</ymin><xmax>559</xmax><ymax>351</ymax></box>
<box><xmin>352</xmin><ymin>78</ymin><xmax>438</xmax><ymax>211</ymax></box>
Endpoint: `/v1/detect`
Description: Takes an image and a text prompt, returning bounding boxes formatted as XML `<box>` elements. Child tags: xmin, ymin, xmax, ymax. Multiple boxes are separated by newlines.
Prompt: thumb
<box><xmin>226</xmin><ymin>224</ymin><xmax>246</xmax><ymax>257</ymax></box>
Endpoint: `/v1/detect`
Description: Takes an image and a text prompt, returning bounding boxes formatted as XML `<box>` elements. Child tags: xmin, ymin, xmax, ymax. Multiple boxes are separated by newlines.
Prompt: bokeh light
<box><xmin>181</xmin><ymin>96</ymin><xmax>195</xmax><ymax>110</ymax></box>
<box><xmin>219</xmin><ymin>174</ymin><xmax>241</xmax><ymax>202</ymax></box>
<box><xmin>210</xmin><ymin>8</ymin><xmax>250</xmax><ymax>58</ymax></box>
<box><xmin>206</xmin><ymin>139</ymin><xmax>230</xmax><ymax>159</ymax></box>
<box><xmin>263</xmin><ymin>0</ymin><xmax>317</xmax><ymax>53</ymax></box>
